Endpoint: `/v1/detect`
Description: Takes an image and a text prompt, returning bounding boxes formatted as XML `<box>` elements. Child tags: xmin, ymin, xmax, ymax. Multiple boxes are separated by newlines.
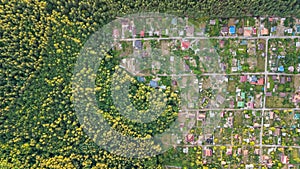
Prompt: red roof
<box><xmin>181</xmin><ymin>41</ymin><xmax>190</xmax><ymax>50</ymax></box>
<box><xmin>257</xmin><ymin>78</ymin><xmax>264</xmax><ymax>85</ymax></box>
<box><xmin>253</xmin><ymin>27</ymin><xmax>257</xmax><ymax>34</ymax></box>
<box><xmin>140</xmin><ymin>30</ymin><xmax>145</xmax><ymax>37</ymax></box>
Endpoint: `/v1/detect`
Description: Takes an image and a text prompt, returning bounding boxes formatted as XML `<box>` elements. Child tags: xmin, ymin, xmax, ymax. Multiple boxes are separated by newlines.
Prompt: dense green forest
<box><xmin>1</xmin><ymin>0</ymin><xmax>300</xmax><ymax>168</ymax></box>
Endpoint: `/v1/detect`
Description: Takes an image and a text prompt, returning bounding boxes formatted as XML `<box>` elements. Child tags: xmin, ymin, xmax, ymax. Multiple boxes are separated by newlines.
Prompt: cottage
<box><xmin>140</xmin><ymin>30</ymin><xmax>145</xmax><ymax>37</ymax></box>
<box><xmin>294</xmin><ymin>114</ymin><xmax>300</xmax><ymax>120</ymax></box>
<box><xmin>266</xmin><ymin>92</ymin><xmax>272</xmax><ymax>97</ymax></box>
<box><xmin>296</xmin><ymin>24</ymin><xmax>300</xmax><ymax>33</ymax></box>
<box><xmin>229</xmin><ymin>26</ymin><xmax>236</xmax><ymax>35</ymax></box>
<box><xmin>261</xmin><ymin>27</ymin><xmax>269</xmax><ymax>35</ymax></box>
<box><xmin>198</xmin><ymin>113</ymin><xmax>206</xmax><ymax>121</ymax></box>
<box><xmin>278</xmin><ymin>66</ymin><xmax>284</xmax><ymax>72</ymax></box>
<box><xmin>226</xmin><ymin>148</ymin><xmax>232</xmax><ymax>155</ymax></box>
<box><xmin>238</xmin><ymin>28</ymin><xmax>243</xmax><ymax>35</ymax></box>
<box><xmin>135</xmin><ymin>40</ymin><xmax>142</xmax><ymax>49</ymax></box>
<box><xmin>113</xmin><ymin>29</ymin><xmax>120</xmax><ymax>38</ymax></box>
<box><xmin>279</xmin><ymin>92</ymin><xmax>286</xmax><ymax>97</ymax></box>
<box><xmin>247</xmin><ymin>102</ymin><xmax>254</xmax><ymax>109</ymax></box>
<box><xmin>280</xmin><ymin>77</ymin><xmax>286</xmax><ymax>84</ymax></box>
<box><xmin>269</xmin><ymin>111</ymin><xmax>274</xmax><ymax>119</ymax></box>
<box><xmin>244</xmin><ymin>27</ymin><xmax>252</xmax><ymax>37</ymax></box>
<box><xmin>204</xmin><ymin>148</ymin><xmax>213</xmax><ymax>156</ymax></box>
<box><xmin>274</xmin><ymin>128</ymin><xmax>281</xmax><ymax>136</ymax></box>
<box><xmin>181</xmin><ymin>40</ymin><xmax>190</xmax><ymax>50</ymax></box>
<box><xmin>171</xmin><ymin>18</ymin><xmax>177</xmax><ymax>25</ymax></box>
<box><xmin>219</xmin><ymin>40</ymin><xmax>225</xmax><ymax>48</ymax></box>
<box><xmin>186</xmin><ymin>26</ymin><xmax>194</xmax><ymax>36</ymax></box>
<box><xmin>238</xmin><ymin>101</ymin><xmax>245</xmax><ymax>108</ymax></box>
<box><xmin>221</xmin><ymin>27</ymin><xmax>229</xmax><ymax>34</ymax></box>
<box><xmin>150</xmin><ymin>80</ymin><xmax>158</xmax><ymax>88</ymax></box>
<box><xmin>293</xmin><ymin>92</ymin><xmax>300</xmax><ymax>103</ymax></box>
<box><xmin>281</xmin><ymin>155</ymin><xmax>289</xmax><ymax>164</ymax></box>
<box><xmin>186</xmin><ymin>134</ymin><xmax>194</xmax><ymax>143</ymax></box>
<box><xmin>137</xmin><ymin>76</ymin><xmax>145</xmax><ymax>82</ymax></box>
<box><xmin>243</xmin><ymin>150</ymin><xmax>249</xmax><ymax>156</ymax></box>
<box><xmin>240</xmin><ymin>75</ymin><xmax>248</xmax><ymax>82</ymax></box>
<box><xmin>209</xmin><ymin>19</ymin><xmax>216</xmax><ymax>25</ymax></box>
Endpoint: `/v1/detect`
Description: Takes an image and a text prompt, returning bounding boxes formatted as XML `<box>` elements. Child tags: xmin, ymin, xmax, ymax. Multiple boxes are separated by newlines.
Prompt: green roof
<box><xmin>237</xmin><ymin>101</ymin><xmax>244</xmax><ymax>108</ymax></box>
<box><xmin>241</xmin><ymin>92</ymin><xmax>246</xmax><ymax>99</ymax></box>
<box><xmin>295</xmin><ymin>114</ymin><xmax>300</xmax><ymax>120</ymax></box>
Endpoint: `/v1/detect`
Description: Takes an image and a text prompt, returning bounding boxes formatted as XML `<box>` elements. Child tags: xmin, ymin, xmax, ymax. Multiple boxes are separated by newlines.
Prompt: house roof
<box><xmin>205</xmin><ymin>149</ymin><xmax>213</xmax><ymax>156</ymax></box>
<box><xmin>261</xmin><ymin>28</ymin><xmax>269</xmax><ymax>35</ymax></box>
<box><xmin>257</xmin><ymin>78</ymin><xmax>264</xmax><ymax>85</ymax></box>
<box><xmin>198</xmin><ymin>113</ymin><xmax>206</xmax><ymax>120</ymax></box>
<box><xmin>247</xmin><ymin>102</ymin><xmax>254</xmax><ymax>108</ymax></box>
<box><xmin>288</xmin><ymin>66</ymin><xmax>294</xmax><ymax>72</ymax></box>
<box><xmin>278</xmin><ymin>66</ymin><xmax>284</xmax><ymax>72</ymax></box>
<box><xmin>186</xmin><ymin>134</ymin><xmax>194</xmax><ymax>143</ymax></box>
<box><xmin>251</xmin><ymin>75</ymin><xmax>258</xmax><ymax>82</ymax></box>
<box><xmin>186</xmin><ymin>26</ymin><xmax>194</xmax><ymax>36</ymax></box>
<box><xmin>240</xmin><ymin>75</ymin><xmax>247</xmax><ymax>82</ymax></box>
<box><xmin>229</xmin><ymin>26</ymin><xmax>236</xmax><ymax>34</ymax></box>
<box><xmin>140</xmin><ymin>30</ymin><xmax>145</xmax><ymax>37</ymax></box>
<box><xmin>135</xmin><ymin>40</ymin><xmax>142</xmax><ymax>49</ymax></box>
<box><xmin>238</xmin><ymin>28</ymin><xmax>244</xmax><ymax>34</ymax></box>
<box><xmin>279</xmin><ymin>92</ymin><xmax>286</xmax><ymax>97</ymax></box>
<box><xmin>243</xmin><ymin>150</ymin><xmax>249</xmax><ymax>156</ymax></box>
<box><xmin>281</xmin><ymin>155</ymin><xmax>289</xmax><ymax>164</ymax></box>
<box><xmin>181</xmin><ymin>41</ymin><xmax>190</xmax><ymax>50</ymax></box>
<box><xmin>113</xmin><ymin>29</ymin><xmax>119</xmax><ymax>37</ymax></box>
<box><xmin>219</xmin><ymin>40</ymin><xmax>225</xmax><ymax>48</ymax></box>
<box><xmin>294</xmin><ymin>114</ymin><xmax>300</xmax><ymax>119</ymax></box>
<box><xmin>221</xmin><ymin>26</ymin><xmax>229</xmax><ymax>33</ymax></box>
<box><xmin>253</xmin><ymin>27</ymin><xmax>257</xmax><ymax>34</ymax></box>
<box><xmin>280</xmin><ymin>76</ymin><xmax>286</xmax><ymax>84</ymax></box>
<box><xmin>171</xmin><ymin>18</ymin><xmax>177</xmax><ymax>25</ymax></box>
<box><xmin>150</xmin><ymin>80</ymin><xmax>158</xmax><ymax>88</ymax></box>
<box><xmin>296</xmin><ymin>25</ymin><xmax>300</xmax><ymax>33</ymax></box>
<box><xmin>237</xmin><ymin>101</ymin><xmax>244</xmax><ymax>108</ymax></box>
<box><xmin>244</xmin><ymin>27</ymin><xmax>252</xmax><ymax>37</ymax></box>
<box><xmin>209</xmin><ymin>19</ymin><xmax>216</xmax><ymax>25</ymax></box>
<box><xmin>137</xmin><ymin>76</ymin><xmax>145</xmax><ymax>82</ymax></box>
<box><xmin>240</xmin><ymin>40</ymin><xmax>248</xmax><ymax>45</ymax></box>
<box><xmin>266</xmin><ymin>92</ymin><xmax>272</xmax><ymax>96</ymax></box>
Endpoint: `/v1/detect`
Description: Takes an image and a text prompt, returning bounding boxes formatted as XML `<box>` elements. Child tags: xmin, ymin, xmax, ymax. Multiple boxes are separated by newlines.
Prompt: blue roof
<box><xmin>171</xmin><ymin>18</ymin><xmax>177</xmax><ymax>25</ymax></box>
<box><xmin>271</xmin><ymin>26</ymin><xmax>276</xmax><ymax>32</ymax></box>
<box><xmin>135</xmin><ymin>40</ymin><xmax>142</xmax><ymax>49</ymax></box>
<box><xmin>150</xmin><ymin>80</ymin><xmax>158</xmax><ymax>88</ymax></box>
<box><xmin>137</xmin><ymin>76</ymin><xmax>145</xmax><ymax>82</ymax></box>
<box><xmin>229</xmin><ymin>26</ymin><xmax>236</xmax><ymax>34</ymax></box>
<box><xmin>251</xmin><ymin>75</ymin><xmax>257</xmax><ymax>82</ymax></box>
<box><xmin>240</xmin><ymin>40</ymin><xmax>247</xmax><ymax>45</ymax></box>
<box><xmin>296</xmin><ymin>25</ymin><xmax>300</xmax><ymax>32</ymax></box>
<box><xmin>278</xmin><ymin>66</ymin><xmax>284</xmax><ymax>72</ymax></box>
<box><xmin>160</xmin><ymin>85</ymin><xmax>166</xmax><ymax>89</ymax></box>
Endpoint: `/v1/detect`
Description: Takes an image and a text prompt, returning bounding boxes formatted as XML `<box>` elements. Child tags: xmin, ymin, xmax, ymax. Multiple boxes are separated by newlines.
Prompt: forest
<box><xmin>1</xmin><ymin>0</ymin><xmax>300</xmax><ymax>168</ymax></box>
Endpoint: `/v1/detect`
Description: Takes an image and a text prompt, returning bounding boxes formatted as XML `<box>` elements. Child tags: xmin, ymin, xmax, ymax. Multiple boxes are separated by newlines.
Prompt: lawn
<box><xmin>266</xmin><ymin>96</ymin><xmax>295</xmax><ymax>108</ymax></box>
<box><xmin>257</xmin><ymin>56</ymin><xmax>265</xmax><ymax>72</ymax></box>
